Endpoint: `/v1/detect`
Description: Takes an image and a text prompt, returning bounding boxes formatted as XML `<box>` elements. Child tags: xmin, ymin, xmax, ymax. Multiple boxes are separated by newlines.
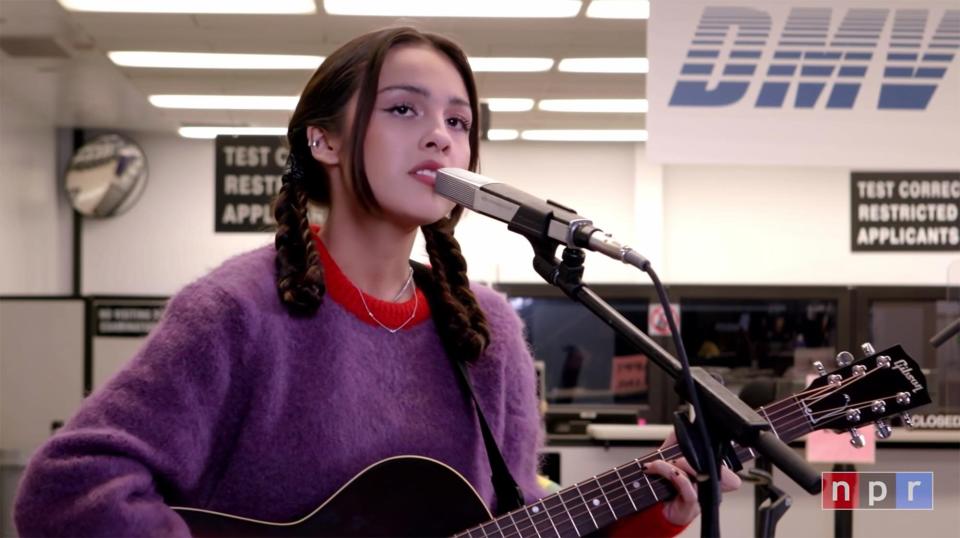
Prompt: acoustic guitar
<box><xmin>173</xmin><ymin>345</ymin><xmax>929</xmax><ymax>537</ymax></box>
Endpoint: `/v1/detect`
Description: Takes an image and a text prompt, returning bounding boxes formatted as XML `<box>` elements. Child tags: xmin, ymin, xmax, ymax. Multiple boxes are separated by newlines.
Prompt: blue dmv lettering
<box><xmin>669</xmin><ymin>6</ymin><xmax>960</xmax><ymax>109</ymax></box>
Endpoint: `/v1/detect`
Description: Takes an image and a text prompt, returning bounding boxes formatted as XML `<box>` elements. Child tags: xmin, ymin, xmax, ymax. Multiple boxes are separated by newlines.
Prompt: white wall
<box><xmin>0</xmin><ymin>62</ymin><xmax>73</xmax><ymax>296</ymax></box>
<box><xmin>81</xmin><ymin>133</ymin><xmax>271</xmax><ymax>295</ymax></box>
<box><xmin>455</xmin><ymin>141</ymin><xmax>644</xmax><ymax>284</ymax></box>
<box><xmin>662</xmin><ymin>164</ymin><xmax>960</xmax><ymax>285</ymax></box>
<box><xmin>3</xmin><ymin>127</ymin><xmax>951</xmax><ymax>297</ymax></box>
<box><xmin>80</xmin><ymin>135</ymin><xmax>647</xmax><ymax>295</ymax></box>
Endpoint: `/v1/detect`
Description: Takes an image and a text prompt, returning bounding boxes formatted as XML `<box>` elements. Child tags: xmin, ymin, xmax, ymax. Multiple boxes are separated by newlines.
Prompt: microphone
<box><xmin>435</xmin><ymin>167</ymin><xmax>649</xmax><ymax>270</ymax></box>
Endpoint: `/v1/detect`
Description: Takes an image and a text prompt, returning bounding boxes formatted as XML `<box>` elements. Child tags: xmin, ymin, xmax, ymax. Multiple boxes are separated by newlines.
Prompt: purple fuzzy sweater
<box><xmin>14</xmin><ymin>245</ymin><xmax>546</xmax><ymax>536</ymax></box>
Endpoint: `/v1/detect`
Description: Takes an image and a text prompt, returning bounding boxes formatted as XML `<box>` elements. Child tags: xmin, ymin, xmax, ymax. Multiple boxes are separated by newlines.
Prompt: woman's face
<box><xmin>362</xmin><ymin>44</ymin><xmax>472</xmax><ymax>228</ymax></box>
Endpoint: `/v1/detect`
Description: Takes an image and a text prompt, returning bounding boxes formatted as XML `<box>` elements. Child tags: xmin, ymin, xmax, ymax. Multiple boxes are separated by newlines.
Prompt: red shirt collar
<box><xmin>309</xmin><ymin>224</ymin><xmax>431</xmax><ymax>329</ymax></box>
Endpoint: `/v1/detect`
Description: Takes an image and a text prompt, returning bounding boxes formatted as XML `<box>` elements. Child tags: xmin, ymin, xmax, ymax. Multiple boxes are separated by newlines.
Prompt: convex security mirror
<box><xmin>65</xmin><ymin>133</ymin><xmax>148</xmax><ymax>218</ymax></box>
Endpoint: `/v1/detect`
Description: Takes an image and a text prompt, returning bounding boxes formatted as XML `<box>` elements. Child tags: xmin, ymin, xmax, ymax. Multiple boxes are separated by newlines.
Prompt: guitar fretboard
<box><xmin>455</xmin><ymin>398</ymin><xmax>812</xmax><ymax>538</ymax></box>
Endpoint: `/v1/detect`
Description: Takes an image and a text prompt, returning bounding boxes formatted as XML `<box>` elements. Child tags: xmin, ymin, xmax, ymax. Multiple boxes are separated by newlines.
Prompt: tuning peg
<box><xmin>835</xmin><ymin>351</ymin><xmax>854</xmax><ymax>367</ymax></box>
<box><xmin>814</xmin><ymin>361</ymin><xmax>827</xmax><ymax>376</ymax></box>
<box><xmin>849</xmin><ymin>428</ymin><xmax>866</xmax><ymax>448</ymax></box>
<box><xmin>901</xmin><ymin>412</ymin><xmax>914</xmax><ymax>428</ymax></box>
<box><xmin>896</xmin><ymin>392</ymin><xmax>911</xmax><ymax>405</ymax></box>
<box><xmin>861</xmin><ymin>342</ymin><xmax>876</xmax><ymax>356</ymax></box>
<box><xmin>870</xmin><ymin>400</ymin><xmax>886</xmax><ymax>414</ymax></box>
<box><xmin>875</xmin><ymin>419</ymin><xmax>892</xmax><ymax>439</ymax></box>
<box><xmin>852</xmin><ymin>364</ymin><xmax>867</xmax><ymax>377</ymax></box>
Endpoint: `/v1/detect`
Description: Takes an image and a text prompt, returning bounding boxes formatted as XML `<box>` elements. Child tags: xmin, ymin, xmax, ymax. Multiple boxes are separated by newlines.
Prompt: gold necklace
<box><xmin>353</xmin><ymin>268</ymin><xmax>418</xmax><ymax>333</ymax></box>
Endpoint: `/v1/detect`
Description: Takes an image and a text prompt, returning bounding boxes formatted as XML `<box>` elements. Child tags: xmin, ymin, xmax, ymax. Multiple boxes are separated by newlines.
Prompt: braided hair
<box><xmin>274</xmin><ymin>27</ymin><xmax>489</xmax><ymax>361</ymax></box>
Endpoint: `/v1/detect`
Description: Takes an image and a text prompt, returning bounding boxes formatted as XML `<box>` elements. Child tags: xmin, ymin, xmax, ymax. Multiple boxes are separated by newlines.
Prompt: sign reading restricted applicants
<box><xmin>852</xmin><ymin>172</ymin><xmax>960</xmax><ymax>252</ymax></box>
<box><xmin>215</xmin><ymin>135</ymin><xmax>288</xmax><ymax>232</ymax></box>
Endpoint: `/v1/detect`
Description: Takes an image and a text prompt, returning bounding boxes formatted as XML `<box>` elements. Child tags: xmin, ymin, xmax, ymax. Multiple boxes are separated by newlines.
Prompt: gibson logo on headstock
<box><xmin>893</xmin><ymin>359</ymin><xmax>923</xmax><ymax>394</ymax></box>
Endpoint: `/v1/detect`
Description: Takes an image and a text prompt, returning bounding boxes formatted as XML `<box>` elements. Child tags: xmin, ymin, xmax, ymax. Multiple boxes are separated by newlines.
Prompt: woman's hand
<box><xmin>642</xmin><ymin>431</ymin><xmax>742</xmax><ymax>527</ymax></box>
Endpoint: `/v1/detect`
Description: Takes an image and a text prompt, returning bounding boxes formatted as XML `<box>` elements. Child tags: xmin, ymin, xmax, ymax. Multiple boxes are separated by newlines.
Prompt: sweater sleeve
<box><xmin>605</xmin><ymin>502</ymin><xmax>689</xmax><ymax>538</ymax></box>
<box><xmin>480</xmin><ymin>290</ymin><xmax>549</xmax><ymax>505</ymax></box>
<box><xmin>14</xmin><ymin>282</ymin><xmax>250</xmax><ymax>537</ymax></box>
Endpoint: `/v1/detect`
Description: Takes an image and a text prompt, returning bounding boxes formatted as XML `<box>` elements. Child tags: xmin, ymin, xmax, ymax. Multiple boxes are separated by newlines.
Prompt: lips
<box><xmin>408</xmin><ymin>160</ymin><xmax>444</xmax><ymax>186</ymax></box>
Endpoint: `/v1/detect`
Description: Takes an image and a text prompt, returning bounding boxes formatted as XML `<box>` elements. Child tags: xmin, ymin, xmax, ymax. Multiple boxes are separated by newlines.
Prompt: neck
<box><xmin>320</xmin><ymin>205</ymin><xmax>418</xmax><ymax>301</ymax></box>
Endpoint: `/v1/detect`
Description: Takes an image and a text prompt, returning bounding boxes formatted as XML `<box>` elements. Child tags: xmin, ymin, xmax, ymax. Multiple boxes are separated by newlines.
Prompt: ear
<box><xmin>306</xmin><ymin>126</ymin><xmax>342</xmax><ymax>166</ymax></box>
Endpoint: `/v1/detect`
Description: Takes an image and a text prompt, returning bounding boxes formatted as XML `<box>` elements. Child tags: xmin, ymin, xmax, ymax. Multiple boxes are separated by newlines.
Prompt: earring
<box><xmin>309</xmin><ymin>139</ymin><xmax>321</xmax><ymax>148</ymax></box>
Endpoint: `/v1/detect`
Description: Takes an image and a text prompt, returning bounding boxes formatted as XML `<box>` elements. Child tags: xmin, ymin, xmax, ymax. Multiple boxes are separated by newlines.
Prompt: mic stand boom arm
<box><xmin>524</xmin><ymin>238</ymin><xmax>823</xmax><ymax>501</ymax></box>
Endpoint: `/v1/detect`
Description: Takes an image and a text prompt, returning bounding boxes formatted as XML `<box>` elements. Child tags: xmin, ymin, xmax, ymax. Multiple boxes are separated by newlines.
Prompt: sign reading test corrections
<box><xmin>851</xmin><ymin>172</ymin><xmax>960</xmax><ymax>252</ymax></box>
<box><xmin>215</xmin><ymin>135</ymin><xmax>289</xmax><ymax>232</ymax></box>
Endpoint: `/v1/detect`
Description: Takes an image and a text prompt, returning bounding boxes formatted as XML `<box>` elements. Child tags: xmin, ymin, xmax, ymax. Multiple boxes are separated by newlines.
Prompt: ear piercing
<box><xmin>309</xmin><ymin>139</ymin><xmax>321</xmax><ymax>148</ymax></box>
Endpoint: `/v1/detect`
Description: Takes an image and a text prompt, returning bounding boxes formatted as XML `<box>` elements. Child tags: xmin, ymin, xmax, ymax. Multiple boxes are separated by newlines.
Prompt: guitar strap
<box><xmin>451</xmin><ymin>357</ymin><xmax>527</xmax><ymax>515</ymax></box>
<box><xmin>410</xmin><ymin>261</ymin><xmax>526</xmax><ymax>515</ymax></box>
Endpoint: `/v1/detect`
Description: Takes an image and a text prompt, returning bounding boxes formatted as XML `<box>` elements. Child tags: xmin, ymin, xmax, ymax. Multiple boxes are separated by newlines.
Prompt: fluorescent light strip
<box><xmin>586</xmin><ymin>0</ymin><xmax>650</xmax><ymax>19</ymax></box>
<box><xmin>109</xmin><ymin>51</ymin><xmax>324</xmax><ymax>70</ymax></box>
<box><xmin>151</xmin><ymin>95</ymin><xmax>299</xmax><ymax>110</ymax></box>
<box><xmin>485</xmin><ymin>98</ymin><xmax>535</xmax><ymax>112</ymax></box>
<box><xmin>486</xmin><ymin>129</ymin><xmax>520</xmax><ymax>141</ymax></box>
<box><xmin>521</xmin><ymin>129</ymin><xmax>647</xmax><ymax>142</ymax></box>
<box><xmin>558</xmin><ymin>57</ymin><xmax>648</xmax><ymax>73</ymax></box>
<box><xmin>469</xmin><ymin>57</ymin><xmax>554</xmax><ymax>72</ymax></box>
<box><xmin>324</xmin><ymin>0</ymin><xmax>582</xmax><ymax>18</ymax></box>
<box><xmin>179</xmin><ymin>127</ymin><xmax>287</xmax><ymax>139</ymax></box>
<box><xmin>114</xmin><ymin>51</ymin><xmax>551</xmax><ymax>73</ymax></box>
<box><xmin>58</xmin><ymin>0</ymin><xmax>316</xmax><ymax>14</ymax></box>
<box><xmin>538</xmin><ymin>99</ymin><xmax>648</xmax><ymax>113</ymax></box>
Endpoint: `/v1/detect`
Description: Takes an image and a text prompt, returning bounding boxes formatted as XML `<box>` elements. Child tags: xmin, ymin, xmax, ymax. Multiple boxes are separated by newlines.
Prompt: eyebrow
<box><xmin>378</xmin><ymin>84</ymin><xmax>470</xmax><ymax>108</ymax></box>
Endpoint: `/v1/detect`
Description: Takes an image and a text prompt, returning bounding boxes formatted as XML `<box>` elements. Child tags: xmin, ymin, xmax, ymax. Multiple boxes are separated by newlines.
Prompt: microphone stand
<box><xmin>930</xmin><ymin>317</ymin><xmax>960</xmax><ymax>348</ymax></box>
<box><xmin>523</xmin><ymin>237</ymin><xmax>821</xmax><ymax>537</ymax></box>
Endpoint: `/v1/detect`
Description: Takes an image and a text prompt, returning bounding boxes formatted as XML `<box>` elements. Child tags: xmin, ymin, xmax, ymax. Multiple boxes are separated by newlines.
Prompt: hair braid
<box><xmin>274</xmin><ymin>148</ymin><xmax>325</xmax><ymax>315</ymax></box>
<box><xmin>421</xmin><ymin>221</ymin><xmax>490</xmax><ymax>362</ymax></box>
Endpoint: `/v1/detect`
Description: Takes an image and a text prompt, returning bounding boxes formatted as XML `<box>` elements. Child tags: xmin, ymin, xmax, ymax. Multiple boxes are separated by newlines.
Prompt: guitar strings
<box><xmin>468</xmin><ymin>392</ymin><xmax>899</xmax><ymax>538</ymax></box>
<box><xmin>465</xmin><ymin>371</ymin><xmax>911</xmax><ymax>538</ymax></box>
<box><xmin>469</xmin><ymin>399</ymin><xmax>808</xmax><ymax>537</ymax></box>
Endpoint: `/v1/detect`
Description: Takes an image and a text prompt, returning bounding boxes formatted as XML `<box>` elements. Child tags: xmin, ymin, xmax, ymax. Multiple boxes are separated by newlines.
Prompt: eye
<box><xmin>386</xmin><ymin>104</ymin><xmax>417</xmax><ymax>117</ymax></box>
<box><xmin>448</xmin><ymin>116</ymin><xmax>472</xmax><ymax>131</ymax></box>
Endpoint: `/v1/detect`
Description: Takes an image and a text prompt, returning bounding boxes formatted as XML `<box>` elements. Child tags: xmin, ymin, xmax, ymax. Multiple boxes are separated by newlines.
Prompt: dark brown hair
<box><xmin>274</xmin><ymin>26</ymin><xmax>489</xmax><ymax>361</ymax></box>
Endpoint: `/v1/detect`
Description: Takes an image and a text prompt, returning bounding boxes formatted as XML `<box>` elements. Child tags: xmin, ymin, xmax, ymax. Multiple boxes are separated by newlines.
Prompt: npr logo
<box><xmin>822</xmin><ymin>472</ymin><xmax>933</xmax><ymax>510</ymax></box>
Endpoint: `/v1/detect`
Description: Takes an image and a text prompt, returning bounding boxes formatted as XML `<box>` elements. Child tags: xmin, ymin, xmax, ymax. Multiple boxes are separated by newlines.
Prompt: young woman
<box><xmin>15</xmin><ymin>27</ymin><xmax>736</xmax><ymax>536</ymax></box>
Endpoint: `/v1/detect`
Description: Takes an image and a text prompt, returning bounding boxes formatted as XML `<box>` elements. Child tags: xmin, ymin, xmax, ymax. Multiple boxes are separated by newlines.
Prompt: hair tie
<box><xmin>283</xmin><ymin>148</ymin><xmax>307</xmax><ymax>184</ymax></box>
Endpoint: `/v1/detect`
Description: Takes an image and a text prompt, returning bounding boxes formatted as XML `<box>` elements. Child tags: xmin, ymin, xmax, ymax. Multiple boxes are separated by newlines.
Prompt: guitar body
<box><xmin>174</xmin><ymin>345</ymin><xmax>930</xmax><ymax>538</ymax></box>
<box><xmin>174</xmin><ymin>456</ymin><xmax>493</xmax><ymax>537</ymax></box>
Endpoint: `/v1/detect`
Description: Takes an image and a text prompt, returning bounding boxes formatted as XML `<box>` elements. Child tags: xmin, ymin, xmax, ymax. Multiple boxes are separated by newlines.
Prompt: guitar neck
<box><xmin>456</xmin><ymin>399</ymin><xmax>812</xmax><ymax>538</ymax></box>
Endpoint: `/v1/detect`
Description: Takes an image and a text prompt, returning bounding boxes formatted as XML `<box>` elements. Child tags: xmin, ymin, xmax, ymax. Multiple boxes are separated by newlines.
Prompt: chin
<box><xmin>384</xmin><ymin>199</ymin><xmax>456</xmax><ymax>229</ymax></box>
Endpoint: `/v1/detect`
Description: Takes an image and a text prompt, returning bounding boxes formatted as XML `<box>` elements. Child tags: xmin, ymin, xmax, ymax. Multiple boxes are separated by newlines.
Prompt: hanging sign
<box><xmin>852</xmin><ymin>171</ymin><xmax>960</xmax><ymax>251</ymax></box>
<box><xmin>215</xmin><ymin>135</ymin><xmax>288</xmax><ymax>232</ymax></box>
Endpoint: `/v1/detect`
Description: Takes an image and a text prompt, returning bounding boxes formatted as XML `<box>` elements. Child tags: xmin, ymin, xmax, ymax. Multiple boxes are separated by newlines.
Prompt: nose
<box><xmin>419</xmin><ymin>113</ymin><xmax>452</xmax><ymax>154</ymax></box>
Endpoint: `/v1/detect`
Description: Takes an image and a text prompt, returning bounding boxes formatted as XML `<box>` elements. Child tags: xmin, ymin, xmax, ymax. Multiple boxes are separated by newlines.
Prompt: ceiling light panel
<box><xmin>179</xmin><ymin>126</ymin><xmax>288</xmax><ymax>139</ymax></box>
<box><xmin>586</xmin><ymin>0</ymin><xmax>649</xmax><ymax>19</ymax></box>
<box><xmin>151</xmin><ymin>95</ymin><xmax>299</xmax><ymax>110</ymax></box>
<box><xmin>538</xmin><ymin>99</ymin><xmax>648</xmax><ymax>113</ymax></box>
<box><xmin>558</xmin><ymin>57</ymin><xmax>648</xmax><ymax>74</ymax></box>
<box><xmin>109</xmin><ymin>52</ymin><xmax>324</xmax><ymax>70</ymax></box>
<box><xmin>486</xmin><ymin>129</ymin><xmax>520</xmax><ymax>141</ymax></box>
<box><xmin>58</xmin><ymin>0</ymin><xmax>316</xmax><ymax>14</ymax></box>
<box><xmin>324</xmin><ymin>0</ymin><xmax>582</xmax><ymax>18</ymax></box>
<box><xmin>521</xmin><ymin>129</ymin><xmax>648</xmax><ymax>142</ymax></box>
<box><xmin>485</xmin><ymin>99</ymin><xmax>535</xmax><ymax>112</ymax></box>
<box><xmin>468</xmin><ymin>58</ymin><xmax>554</xmax><ymax>72</ymax></box>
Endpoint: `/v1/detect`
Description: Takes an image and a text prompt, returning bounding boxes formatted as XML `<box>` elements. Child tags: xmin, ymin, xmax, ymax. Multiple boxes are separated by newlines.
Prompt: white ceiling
<box><xmin>0</xmin><ymin>0</ymin><xmax>647</xmax><ymax>135</ymax></box>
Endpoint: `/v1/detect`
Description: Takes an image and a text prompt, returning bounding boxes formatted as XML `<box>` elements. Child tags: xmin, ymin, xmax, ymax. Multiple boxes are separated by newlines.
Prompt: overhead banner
<box><xmin>215</xmin><ymin>135</ymin><xmax>288</xmax><ymax>232</ymax></box>
<box><xmin>648</xmin><ymin>1</ymin><xmax>960</xmax><ymax>168</ymax></box>
<box><xmin>852</xmin><ymin>171</ymin><xmax>960</xmax><ymax>251</ymax></box>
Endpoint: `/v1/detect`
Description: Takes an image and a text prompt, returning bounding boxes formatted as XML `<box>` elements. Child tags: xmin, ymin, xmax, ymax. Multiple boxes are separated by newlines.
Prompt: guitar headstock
<box><xmin>799</xmin><ymin>343</ymin><xmax>930</xmax><ymax>446</ymax></box>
